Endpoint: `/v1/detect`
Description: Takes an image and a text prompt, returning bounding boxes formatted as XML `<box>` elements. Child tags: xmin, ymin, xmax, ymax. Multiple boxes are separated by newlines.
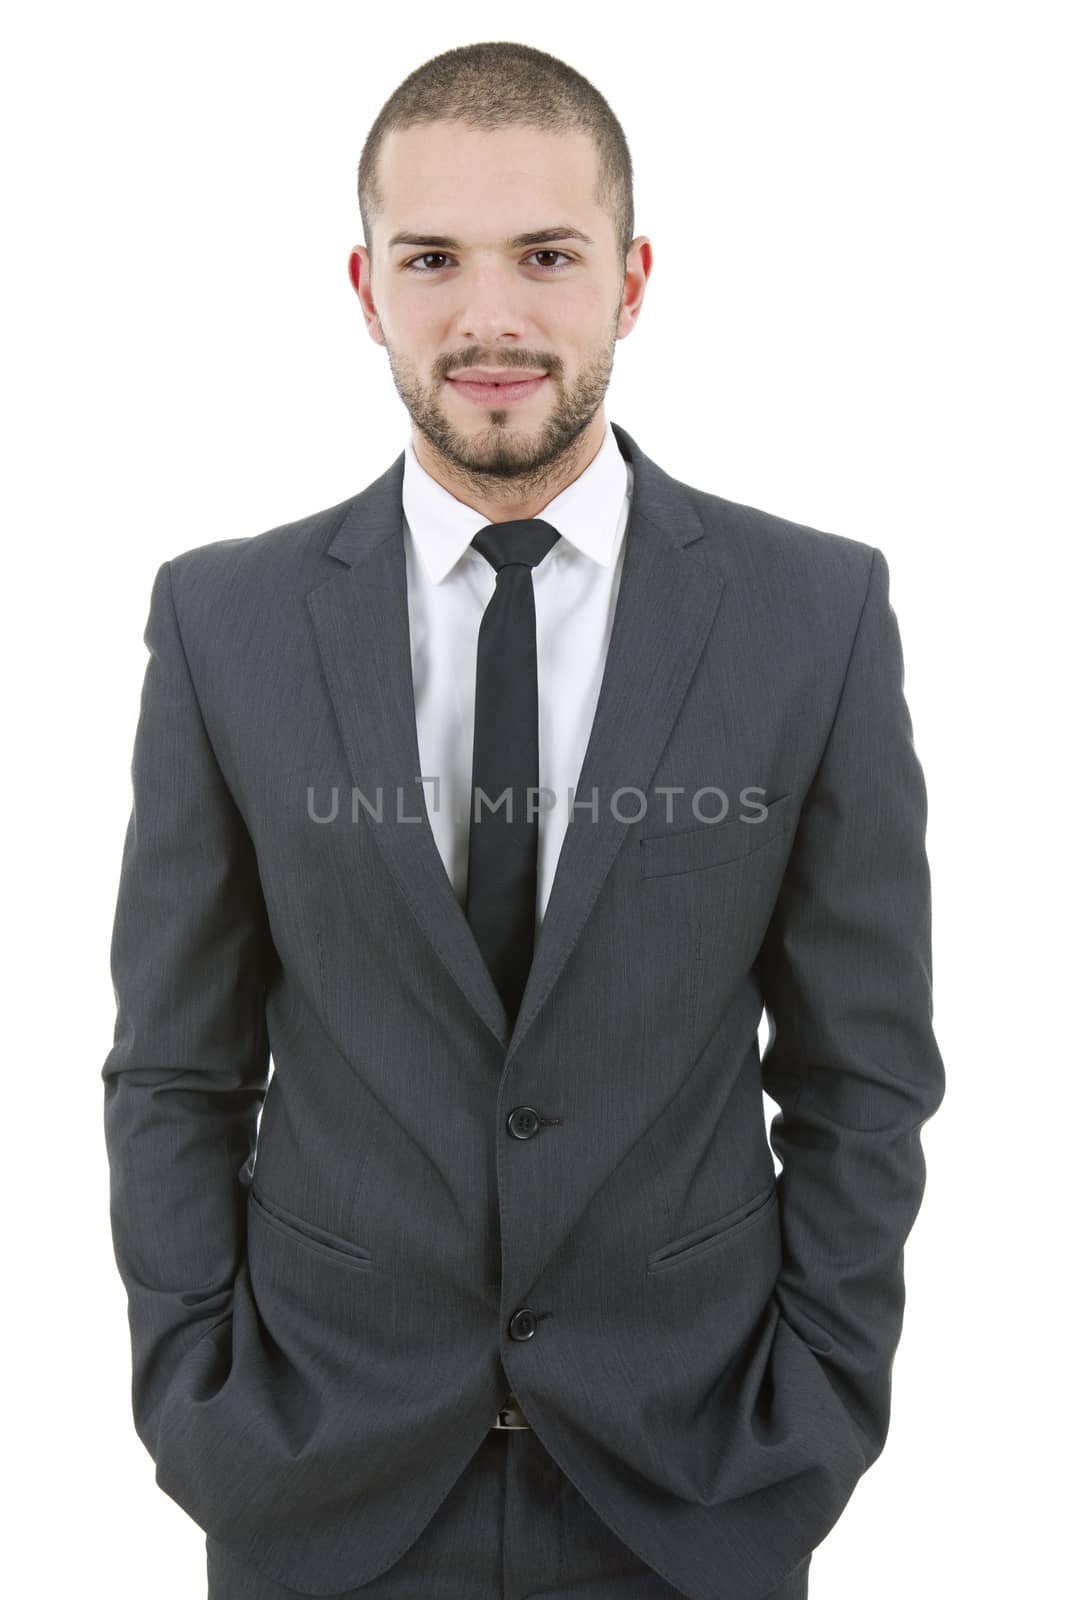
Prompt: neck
<box><xmin>411</xmin><ymin>416</ymin><xmax>606</xmax><ymax>524</ymax></box>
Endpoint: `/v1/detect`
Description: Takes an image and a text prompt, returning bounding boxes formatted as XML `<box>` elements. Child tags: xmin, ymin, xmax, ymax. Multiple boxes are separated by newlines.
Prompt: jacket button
<box><xmin>506</xmin><ymin>1106</ymin><xmax>541</xmax><ymax>1139</ymax></box>
<box><xmin>508</xmin><ymin>1308</ymin><xmax>537</xmax><ymax>1340</ymax></box>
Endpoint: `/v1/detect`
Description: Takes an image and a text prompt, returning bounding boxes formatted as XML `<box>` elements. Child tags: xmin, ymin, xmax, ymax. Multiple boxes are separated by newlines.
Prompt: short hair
<box><xmin>357</xmin><ymin>41</ymin><xmax>634</xmax><ymax>279</ymax></box>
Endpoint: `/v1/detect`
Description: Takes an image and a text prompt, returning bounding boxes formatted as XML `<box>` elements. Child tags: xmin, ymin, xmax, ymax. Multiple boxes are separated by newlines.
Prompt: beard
<box><xmin>381</xmin><ymin>325</ymin><xmax>618</xmax><ymax>501</ymax></box>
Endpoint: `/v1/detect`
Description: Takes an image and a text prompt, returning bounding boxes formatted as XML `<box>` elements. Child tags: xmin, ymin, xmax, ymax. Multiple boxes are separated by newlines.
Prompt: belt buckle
<box><xmin>492</xmin><ymin>1391</ymin><xmax>531</xmax><ymax>1429</ymax></box>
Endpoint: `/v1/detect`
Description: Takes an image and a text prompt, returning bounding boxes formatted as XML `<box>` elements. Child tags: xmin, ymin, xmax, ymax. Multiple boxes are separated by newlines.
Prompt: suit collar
<box><xmin>309</xmin><ymin>421</ymin><xmax>727</xmax><ymax>1059</ymax></box>
<box><xmin>323</xmin><ymin>420</ymin><xmax>702</xmax><ymax>571</ymax></box>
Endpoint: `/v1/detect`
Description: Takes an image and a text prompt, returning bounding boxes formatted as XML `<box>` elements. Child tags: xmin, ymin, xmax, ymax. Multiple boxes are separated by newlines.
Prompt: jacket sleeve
<box><xmin>101</xmin><ymin>558</ymin><xmax>276</xmax><ymax>1460</ymax></box>
<box><xmin>755</xmin><ymin>544</ymin><xmax>945</xmax><ymax>1467</ymax></box>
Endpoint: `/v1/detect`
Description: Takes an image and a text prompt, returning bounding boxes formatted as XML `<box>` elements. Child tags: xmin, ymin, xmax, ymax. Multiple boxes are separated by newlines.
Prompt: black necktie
<box><xmin>464</xmin><ymin>518</ymin><xmax>561</xmax><ymax>1027</ymax></box>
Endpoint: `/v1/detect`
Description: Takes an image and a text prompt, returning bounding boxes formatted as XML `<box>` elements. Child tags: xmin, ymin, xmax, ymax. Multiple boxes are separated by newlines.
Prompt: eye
<box><xmin>401</xmin><ymin>250</ymin><xmax>574</xmax><ymax>273</ymax></box>
<box><xmin>526</xmin><ymin>250</ymin><xmax>572</xmax><ymax>271</ymax></box>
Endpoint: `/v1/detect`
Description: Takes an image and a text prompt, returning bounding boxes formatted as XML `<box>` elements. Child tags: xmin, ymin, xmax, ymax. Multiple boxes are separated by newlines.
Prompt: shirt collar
<box><xmin>402</xmin><ymin>415</ymin><xmax>629</xmax><ymax>585</ymax></box>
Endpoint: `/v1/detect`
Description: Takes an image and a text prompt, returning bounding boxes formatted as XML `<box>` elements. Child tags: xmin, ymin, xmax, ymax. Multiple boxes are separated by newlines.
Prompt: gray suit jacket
<box><xmin>102</xmin><ymin>421</ymin><xmax>945</xmax><ymax>1600</ymax></box>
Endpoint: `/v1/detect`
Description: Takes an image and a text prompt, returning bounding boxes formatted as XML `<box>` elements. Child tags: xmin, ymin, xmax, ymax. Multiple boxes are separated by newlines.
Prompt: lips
<box><xmin>447</xmin><ymin>374</ymin><xmax>549</xmax><ymax>406</ymax></box>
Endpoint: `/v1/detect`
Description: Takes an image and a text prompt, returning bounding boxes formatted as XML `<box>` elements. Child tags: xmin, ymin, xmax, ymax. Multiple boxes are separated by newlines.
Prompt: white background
<box><xmin>4</xmin><ymin>2</ymin><xmax>1063</xmax><ymax>1594</ymax></box>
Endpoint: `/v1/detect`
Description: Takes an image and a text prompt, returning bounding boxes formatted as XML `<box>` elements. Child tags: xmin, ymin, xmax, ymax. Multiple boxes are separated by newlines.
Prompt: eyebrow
<box><xmin>387</xmin><ymin>225</ymin><xmax>595</xmax><ymax>251</ymax></box>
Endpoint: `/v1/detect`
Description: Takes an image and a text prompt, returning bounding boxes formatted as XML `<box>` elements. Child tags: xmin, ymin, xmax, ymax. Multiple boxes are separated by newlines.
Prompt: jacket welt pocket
<box><xmin>640</xmin><ymin>793</ymin><xmax>793</xmax><ymax>879</ymax></box>
<box><xmin>646</xmin><ymin>1180</ymin><xmax>779</xmax><ymax>1274</ymax></box>
<box><xmin>249</xmin><ymin>1187</ymin><xmax>372</xmax><ymax>1269</ymax></box>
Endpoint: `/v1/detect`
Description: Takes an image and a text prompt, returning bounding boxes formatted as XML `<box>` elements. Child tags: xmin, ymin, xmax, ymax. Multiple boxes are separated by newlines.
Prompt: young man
<box><xmin>103</xmin><ymin>40</ymin><xmax>945</xmax><ymax>1600</ymax></box>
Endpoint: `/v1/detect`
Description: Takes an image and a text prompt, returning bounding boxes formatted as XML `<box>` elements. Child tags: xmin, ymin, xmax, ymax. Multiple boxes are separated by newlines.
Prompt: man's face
<box><xmin>350</xmin><ymin>121</ymin><xmax>637</xmax><ymax>481</ymax></box>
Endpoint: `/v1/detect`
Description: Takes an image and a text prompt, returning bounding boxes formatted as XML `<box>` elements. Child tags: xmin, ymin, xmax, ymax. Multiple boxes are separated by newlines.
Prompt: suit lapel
<box><xmin>306</xmin><ymin>423</ymin><xmax>727</xmax><ymax>1059</ymax></box>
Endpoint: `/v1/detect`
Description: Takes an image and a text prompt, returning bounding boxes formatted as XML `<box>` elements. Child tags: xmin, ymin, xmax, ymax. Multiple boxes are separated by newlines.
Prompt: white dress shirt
<box><xmin>402</xmin><ymin>416</ymin><xmax>634</xmax><ymax>938</ymax></box>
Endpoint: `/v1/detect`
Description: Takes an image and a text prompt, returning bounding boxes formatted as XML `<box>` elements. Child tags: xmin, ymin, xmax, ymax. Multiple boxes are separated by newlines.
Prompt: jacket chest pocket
<box><xmin>639</xmin><ymin>793</ymin><xmax>793</xmax><ymax>880</ymax></box>
<box><xmin>646</xmin><ymin>1180</ymin><xmax>779</xmax><ymax>1274</ymax></box>
<box><xmin>249</xmin><ymin>1187</ymin><xmax>373</xmax><ymax>1270</ymax></box>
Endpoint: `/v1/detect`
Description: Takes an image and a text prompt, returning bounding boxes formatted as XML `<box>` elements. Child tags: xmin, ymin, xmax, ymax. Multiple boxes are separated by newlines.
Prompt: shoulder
<box><xmin>161</xmin><ymin>493</ymin><xmax>358</xmax><ymax>620</ymax></box>
<box><xmin>676</xmin><ymin>481</ymin><xmax>881</xmax><ymax>632</ymax></box>
<box><xmin>688</xmin><ymin>482</ymin><xmax>875</xmax><ymax>575</ymax></box>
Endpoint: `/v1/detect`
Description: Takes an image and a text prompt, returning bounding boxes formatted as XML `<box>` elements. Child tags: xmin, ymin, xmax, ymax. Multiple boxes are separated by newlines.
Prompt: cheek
<box><xmin>381</xmin><ymin>294</ymin><xmax>441</xmax><ymax>344</ymax></box>
<box><xmin>557</xmin><ymin>285</ymin><xmax>608</xmax><ymax>332</ymax></box>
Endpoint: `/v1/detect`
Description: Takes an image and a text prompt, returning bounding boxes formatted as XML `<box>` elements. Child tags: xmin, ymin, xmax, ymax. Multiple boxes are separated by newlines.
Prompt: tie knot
<box><xmin>471</xmin><ymin>518</ymin><xmax>561</xmax><ymax>574</ymax></box>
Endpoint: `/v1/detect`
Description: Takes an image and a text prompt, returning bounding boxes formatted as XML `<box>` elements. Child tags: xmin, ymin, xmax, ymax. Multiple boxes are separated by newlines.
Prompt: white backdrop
<box><xmin>3</xmin><ymin>2</ymin><xmax>1062</xmax><ymax>1594</ymax></box>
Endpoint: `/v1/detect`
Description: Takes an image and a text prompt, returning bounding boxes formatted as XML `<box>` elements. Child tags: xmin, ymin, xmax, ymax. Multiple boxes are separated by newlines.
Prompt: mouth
<box><xmin>446</xmin><ymin>374</ymin><xmax>549</xmax><ymax>406</ymax></box>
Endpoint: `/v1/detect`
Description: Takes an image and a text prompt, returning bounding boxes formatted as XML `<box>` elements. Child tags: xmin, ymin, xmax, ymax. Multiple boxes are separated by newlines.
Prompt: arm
<box><xmin>756</xmin><ymin>544</ymin><xmax>945</xmax><ymax>1464</ymax></box>
<box><xmin>101</xmin><ymin>558</ymin><xmax>276</xmax><ymax>1459</ymax></box>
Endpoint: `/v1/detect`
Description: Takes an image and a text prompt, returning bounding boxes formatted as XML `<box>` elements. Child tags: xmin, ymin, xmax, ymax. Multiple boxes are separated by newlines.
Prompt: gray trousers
<box><xmin>205</xmin><ymin>1424</ymin><xmax>812</xmax><ymax>1598</ymax></box>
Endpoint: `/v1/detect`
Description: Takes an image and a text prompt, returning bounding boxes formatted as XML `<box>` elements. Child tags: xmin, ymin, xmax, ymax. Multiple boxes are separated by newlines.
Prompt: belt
<box><xmin>492</xmin><ymin>1390</ymin><xmax>531</xmax><ymax>1429</ymax></box>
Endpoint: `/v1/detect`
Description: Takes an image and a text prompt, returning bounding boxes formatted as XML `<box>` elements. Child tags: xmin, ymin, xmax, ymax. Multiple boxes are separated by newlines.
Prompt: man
<box><xmin>102</xmin><ymin>40</ymin><xmax>945</xmax><ymax>1600</ymax></box>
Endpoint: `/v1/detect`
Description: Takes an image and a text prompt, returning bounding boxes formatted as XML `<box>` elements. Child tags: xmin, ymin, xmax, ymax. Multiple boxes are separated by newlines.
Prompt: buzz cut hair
<box><xmin>357</xmin><ymin>41</ymin><xmax>635</xmax><ymax>280</ymax></box>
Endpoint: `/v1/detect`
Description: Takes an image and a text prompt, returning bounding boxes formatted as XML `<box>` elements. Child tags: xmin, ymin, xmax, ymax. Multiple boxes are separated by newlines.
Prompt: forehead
<box><xmin>376</xmin><ymin>121</ymin><xmax>601</xmax><ymax>230</ymax></box>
